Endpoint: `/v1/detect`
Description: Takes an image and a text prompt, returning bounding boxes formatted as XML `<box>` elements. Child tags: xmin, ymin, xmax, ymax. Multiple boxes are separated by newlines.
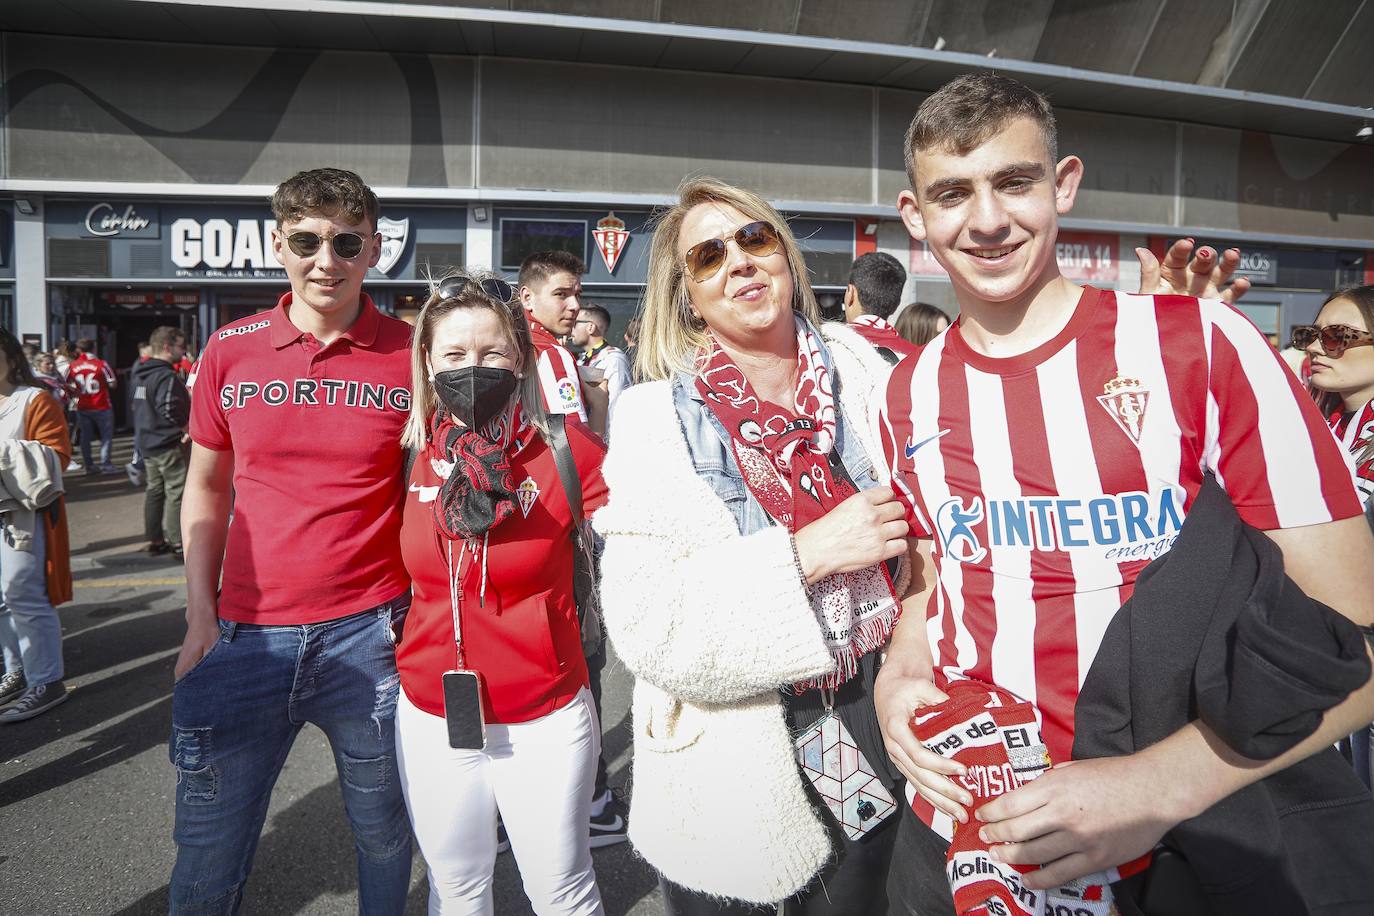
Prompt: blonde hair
<box><xmin>636</xmin><ymin>177</ymin><xmax>821</xmax><ymax>382</ymax></box>
<box><xmin>401</xmin><ymin>270</ymin><xmax>549</xmax><ymax>449</ymax></box>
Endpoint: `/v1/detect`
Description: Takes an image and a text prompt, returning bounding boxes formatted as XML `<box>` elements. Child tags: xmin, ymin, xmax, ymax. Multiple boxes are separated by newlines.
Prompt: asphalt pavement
<box><xmin>0</xmin><ymin>436</ymin><xmax>663</xmax><ymax>915</ymax></box>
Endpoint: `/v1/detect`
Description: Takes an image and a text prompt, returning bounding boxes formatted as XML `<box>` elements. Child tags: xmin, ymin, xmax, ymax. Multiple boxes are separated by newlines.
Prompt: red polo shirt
<box><xmin>188</xmin><ymin>293</ymin><xmax>413</xmax><ymax>625</ymax></box>
<box><xmin>396</xmin><ymin>419</ymin><xmax>607</xmax><ymax>724</ymax></box>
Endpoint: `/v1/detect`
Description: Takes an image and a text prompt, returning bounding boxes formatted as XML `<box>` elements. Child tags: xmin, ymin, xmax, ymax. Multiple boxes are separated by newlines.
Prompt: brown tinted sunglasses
<box><xmin>683</xmin><ymin>221</ymin><xmax>782</xmax><ymax>282</ymax></box>
<box><xmin>1291</xmin><ymin>323</ymin><xmax>1374</xmax><ymax>358</ymax></box>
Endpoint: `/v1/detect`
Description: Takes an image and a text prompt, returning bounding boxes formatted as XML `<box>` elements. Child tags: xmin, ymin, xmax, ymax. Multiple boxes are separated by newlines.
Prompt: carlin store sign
<box><xmin>84</xmin><ymin>203</ymin><xmax>160</xmax><ymax>239</ymax></box>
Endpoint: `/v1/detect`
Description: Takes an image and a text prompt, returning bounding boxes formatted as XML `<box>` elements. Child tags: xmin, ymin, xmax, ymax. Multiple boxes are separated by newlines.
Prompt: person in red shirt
<box><xmin>845</xmin><ymin>251</ymin><xmax>922</xmax><ymax>365</ymax></box>
<box><xmin>67</xmin><ymin>338</ymin><xmax>117</xmax><ymax>474</ymax></box>
<box><xmin>169</xmin><ymin>168</ymin><xmax>413</xmax><ymax>914</ymax></box>
<box><xmin>517</xmin><ymin>249</ymin><xmax>622</xmax><ymax>847</ymax></box>
<box><xmin>518</xmin><ymin>250</ymin><xmax>611</xmax><ymax>439</ymax></box>
<box><xmin>394</xmin><ymin>272</ymin><xmax>607</xmax><ymax>914</ymax></box>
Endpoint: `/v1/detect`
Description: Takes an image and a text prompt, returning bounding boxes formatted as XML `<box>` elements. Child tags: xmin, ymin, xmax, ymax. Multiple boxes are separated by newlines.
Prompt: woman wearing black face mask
<box><xmin>392</xmin><ymin>272</ymin><xmax>610</xmax><ymax>916</ymax></box>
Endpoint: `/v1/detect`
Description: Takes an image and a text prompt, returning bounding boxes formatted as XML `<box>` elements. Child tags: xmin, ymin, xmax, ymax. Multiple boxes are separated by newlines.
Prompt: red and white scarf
<box><xmin>1330</xmin><ymin>399</ymin><xmax>1374</xmax><ymax>507</ymax></box>
<box><xmin>695</xmin><ymin>316</ymin><xmax>900</xmax><ymax>691</ymax></box>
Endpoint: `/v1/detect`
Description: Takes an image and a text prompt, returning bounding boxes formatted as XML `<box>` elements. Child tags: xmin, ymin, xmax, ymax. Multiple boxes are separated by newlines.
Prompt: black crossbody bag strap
<box><xmin>547</xmin><ymin>414</ymin><xmax>584</xmax><ymax>527</ymax></box>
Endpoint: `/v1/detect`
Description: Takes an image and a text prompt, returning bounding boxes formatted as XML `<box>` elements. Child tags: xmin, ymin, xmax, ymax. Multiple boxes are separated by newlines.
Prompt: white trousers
<box><xmin>396</xmin><ymin>686</ymin><xmax>605</xmax><ymax>916</ymax></box>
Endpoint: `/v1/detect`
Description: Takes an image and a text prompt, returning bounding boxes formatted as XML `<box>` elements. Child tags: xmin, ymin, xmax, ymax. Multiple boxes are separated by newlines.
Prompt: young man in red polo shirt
<box><xmin>874</xmin><ymin>74</ymin><xmax>1374</xmax><ymax>914</ymax></box>
<box><xmin>169</xmin><ymin>168</ymin><xmax>413</xmax><ymax>914</ymax></box>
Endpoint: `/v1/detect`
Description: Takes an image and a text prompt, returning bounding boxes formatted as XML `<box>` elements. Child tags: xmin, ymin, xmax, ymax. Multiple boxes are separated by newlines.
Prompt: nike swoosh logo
<box><xmin>905</xmin><ymin>429</ymin><xmax>950</xmax><ymax>460</ymax></box>
<box><xmin>591</xmin><ymin>815</ymin><xmax>625</xmax><ymax>832</ymax></box>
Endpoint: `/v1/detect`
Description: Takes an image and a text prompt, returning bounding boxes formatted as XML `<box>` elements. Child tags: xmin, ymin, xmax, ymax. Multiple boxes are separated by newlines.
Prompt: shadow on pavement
<box><xmin>71</xmin><ymin>533</ymin><xmax>156</xmax><ymax>557</ymax></box>
<box><xmin>0</xmin><ymin>652</ymin><xmax>177</xmax><ymax>805</ymax></box>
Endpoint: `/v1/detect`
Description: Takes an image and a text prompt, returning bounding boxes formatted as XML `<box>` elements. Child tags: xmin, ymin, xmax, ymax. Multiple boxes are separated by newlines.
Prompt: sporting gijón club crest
<box><xmin>1097</xmin><ymin>373</ymin><xmax>1149</xmax><ymax>444</ymax></box>
<box><xmin>593</xmin><ymin>212</ymin><xmax>629</xmax><ymax>273</ymax></box>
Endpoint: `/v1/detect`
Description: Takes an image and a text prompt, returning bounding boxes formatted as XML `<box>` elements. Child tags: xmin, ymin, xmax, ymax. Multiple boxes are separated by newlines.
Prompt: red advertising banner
<box><xmin>910</xmin><ymin>231</ymin><xmax>1119</xmax><ymax>282</ymax></box>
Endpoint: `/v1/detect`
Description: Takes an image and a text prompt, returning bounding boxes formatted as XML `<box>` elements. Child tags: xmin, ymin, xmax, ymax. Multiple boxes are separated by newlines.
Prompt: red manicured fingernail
<box><xmin>1199</xmin><ymin>248</ymin><xmax>1213</xmax><ymax>258</ymax></box>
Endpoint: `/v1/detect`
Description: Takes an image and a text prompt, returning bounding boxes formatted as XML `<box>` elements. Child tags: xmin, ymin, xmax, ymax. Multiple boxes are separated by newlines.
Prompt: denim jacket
<box><xmin>669</xmin><ymin>341</ymin><xmax>882</xmax><ymax>537</ymax></box>
<box><xmin>668</xmin><ymin>328</ymin><xmax>903</xmax><ymax>794</ymax></box>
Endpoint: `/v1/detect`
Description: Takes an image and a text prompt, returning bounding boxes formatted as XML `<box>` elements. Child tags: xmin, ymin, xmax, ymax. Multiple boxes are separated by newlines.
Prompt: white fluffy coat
<box><xmin>594</xmin><ymin>323</ymin><xmax>895</xmax><ymax>904</ymax></box>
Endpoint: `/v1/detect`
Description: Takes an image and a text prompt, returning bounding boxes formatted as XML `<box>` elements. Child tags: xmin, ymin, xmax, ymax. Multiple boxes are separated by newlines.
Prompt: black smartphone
<box><xmin>442</xmin><ymin>669</ymin><xmax>486</xmax><ymax>750</ymax></box>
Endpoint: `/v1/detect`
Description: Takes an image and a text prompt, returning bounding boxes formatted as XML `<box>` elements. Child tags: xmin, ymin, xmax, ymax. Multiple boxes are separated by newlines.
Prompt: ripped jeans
<box><xmin>168</xmin><ymin>597</ymin><xmax>412</xmax><ymax>915</ymax></box>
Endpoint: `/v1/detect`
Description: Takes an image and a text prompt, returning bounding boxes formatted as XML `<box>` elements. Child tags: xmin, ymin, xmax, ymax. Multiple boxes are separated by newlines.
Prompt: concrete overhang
<box><xmin>1</xmin><ymin>0</ymin><xmax>1369</xmax><ymax>146</ymax></box>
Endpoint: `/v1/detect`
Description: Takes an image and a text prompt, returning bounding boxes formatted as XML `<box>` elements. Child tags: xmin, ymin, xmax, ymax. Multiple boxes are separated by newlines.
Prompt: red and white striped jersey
<box><xmin>527</xmin><ymin>316</ymin><xmax>588</xmax><ymax>422</ymax></box>
<box><xmin>879</xmin><ymin>287</ymin><xmax>1360</xmax><ymax>832</ymax></box>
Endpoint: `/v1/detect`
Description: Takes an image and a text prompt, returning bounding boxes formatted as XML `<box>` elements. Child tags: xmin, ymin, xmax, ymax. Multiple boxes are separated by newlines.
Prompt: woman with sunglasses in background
<box><xmin>392</xmin><ymin>273</ymin><xmax>608</xmax><ymax>916</ymax></box>
<box><xmin>1297</xmin><ymin>285</ymin><xmax>1374</xmax><ymax>790</ymax></box>
<box><xmin>1297</xmin><ymin>285</ymin><xmax>1374</xmax><ymax>510</ymax></box>
<box><xmin>594</xmin><ymin>177</ymin><xmax>913</xmax><ymax>915</ymax></box>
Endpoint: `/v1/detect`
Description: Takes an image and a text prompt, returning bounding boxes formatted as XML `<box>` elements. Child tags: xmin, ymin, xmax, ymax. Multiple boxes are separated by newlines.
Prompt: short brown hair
<box><xmin>149</xmin><ymin>326</ymin><xmax>185</xmax><ymax>353</ymax></box>
<box><xmin>271</xmin><ymin>168</ymin><xmax>379</xmax><ymax>232</ymax></box>
<box><xmin>76</xmin><ymin>338</ymin><xmax>96</xmax><ymax>353</ymax></box>
<box><xmin>905</xmin><ymin>73</ymin><xmax>1058</xmax><ymax>189</ymax></box>
<box><xmin>518</xmin><ymin>251</ymin><xmax>585</xmax><ymax>292</ymax></box>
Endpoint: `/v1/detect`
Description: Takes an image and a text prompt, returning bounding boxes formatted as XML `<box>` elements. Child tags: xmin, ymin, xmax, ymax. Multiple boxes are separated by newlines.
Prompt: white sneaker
<box><xmin>65</xmin><ymin>460</ymin><xmax>81</xmax><ymax>473</ymax></box>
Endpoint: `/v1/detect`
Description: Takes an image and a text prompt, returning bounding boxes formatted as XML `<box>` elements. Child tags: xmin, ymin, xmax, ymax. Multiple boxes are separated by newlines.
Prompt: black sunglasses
<box><xmin>438</xmin><ymin>275</ymin><xmax>516</xmax><ymax>304</ymax></box>
<box><xmin>285</xmin><ymin>231</ymin><xmax>370</xmax><ymax>260</ymax></box>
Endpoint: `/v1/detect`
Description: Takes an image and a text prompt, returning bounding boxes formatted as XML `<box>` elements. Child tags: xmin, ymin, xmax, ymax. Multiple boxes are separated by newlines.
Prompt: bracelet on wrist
<box><xmin>789</xmin><ymin>532</ymin><xmax>812</xmax><ymax>593</ymax></box>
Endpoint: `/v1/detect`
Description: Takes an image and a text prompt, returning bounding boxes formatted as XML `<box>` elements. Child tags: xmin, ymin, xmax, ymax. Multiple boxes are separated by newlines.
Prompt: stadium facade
<box><xmin>1</xmin><ymin>0</ymin><xmax>1371</xmax><ymax>371</ymax></box>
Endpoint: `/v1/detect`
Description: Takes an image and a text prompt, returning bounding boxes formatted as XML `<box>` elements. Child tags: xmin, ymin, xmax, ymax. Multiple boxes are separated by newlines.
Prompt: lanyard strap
<box><xmin>446</xmin><ymin>540</ymin><xmax>466</xmax><ymax>668</ymax></box>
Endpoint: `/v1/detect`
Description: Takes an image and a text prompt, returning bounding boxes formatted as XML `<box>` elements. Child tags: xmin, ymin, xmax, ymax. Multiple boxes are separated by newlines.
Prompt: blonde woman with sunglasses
<box><xmin>392</xmin><ymin>273</ymin><xmax>608</xmax><ymax>916</ymax></box>
<box><xmin>595</xmin><ymin>177</ymin><xmax>914</xmax><ymax>915</ymax></box>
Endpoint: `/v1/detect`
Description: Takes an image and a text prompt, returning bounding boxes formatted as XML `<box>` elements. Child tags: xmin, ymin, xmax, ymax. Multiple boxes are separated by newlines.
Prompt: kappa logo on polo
<box><xmin>218</xmin><ymin>319</ymin><xmax>270</xmax><ymax>340</ymax></box>
<box><xmin>219</xmin><ymin>379</ymin><xmax>411</xmax><ymax>412</ymax></box>
<box><xmin>933</xmin><ymin>486</ymin><xmax>1186</xmax><ymax>563</ymax></box>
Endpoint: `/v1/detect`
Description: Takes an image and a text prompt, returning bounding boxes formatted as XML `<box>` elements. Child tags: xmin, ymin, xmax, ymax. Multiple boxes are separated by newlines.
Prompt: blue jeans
<box><xmin>168</xmin><ymin>598</ymin><xmax>412</xmax><ymax>915</ymax></box>
<box><xmin>0</xmin><ymin>520</ymin><xmax>64</xmax><ymax>684</ymax></box>
<box><xmin>77</xmin><ymin>408</ymin><xmax>113</xmax><ymax>467</ymax></box>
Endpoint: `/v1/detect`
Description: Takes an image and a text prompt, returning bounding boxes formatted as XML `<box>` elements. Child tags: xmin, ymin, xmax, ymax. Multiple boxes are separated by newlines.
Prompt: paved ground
<box><xmin>0</xmin><ymin>436</ymin><xmax>663</xmax><ymax>915</ymax></box>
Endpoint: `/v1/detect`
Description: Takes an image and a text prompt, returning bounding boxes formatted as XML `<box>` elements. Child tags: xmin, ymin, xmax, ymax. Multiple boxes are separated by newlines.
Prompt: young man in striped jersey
<box><xmin>515</xmin><ymin>250</ymin><xmax>624</xmax><ymax>848</ymax></box>
<box><xmin>517</xmin><ymin>250</ymin><xmax>610</xmax><ymax>439</ymax></box>
<box><xmin>873</xmin><ymin>73</ymin><xmax>1374</xmax><ymax>912</ymax></box>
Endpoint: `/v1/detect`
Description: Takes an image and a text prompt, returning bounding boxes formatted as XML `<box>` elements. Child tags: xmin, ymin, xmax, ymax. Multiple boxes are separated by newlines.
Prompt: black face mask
<box><xmin>433</xmin><ymin>367</ymin><xmax>519</xmax><ymax>431</ymax></box>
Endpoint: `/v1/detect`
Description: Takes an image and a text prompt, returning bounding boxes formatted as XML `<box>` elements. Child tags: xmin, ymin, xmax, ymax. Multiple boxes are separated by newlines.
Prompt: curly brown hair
<box><xmin>271</xmin><ymin>168</ymin><xmax>379</xmax><ymax>232</ymax></box>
